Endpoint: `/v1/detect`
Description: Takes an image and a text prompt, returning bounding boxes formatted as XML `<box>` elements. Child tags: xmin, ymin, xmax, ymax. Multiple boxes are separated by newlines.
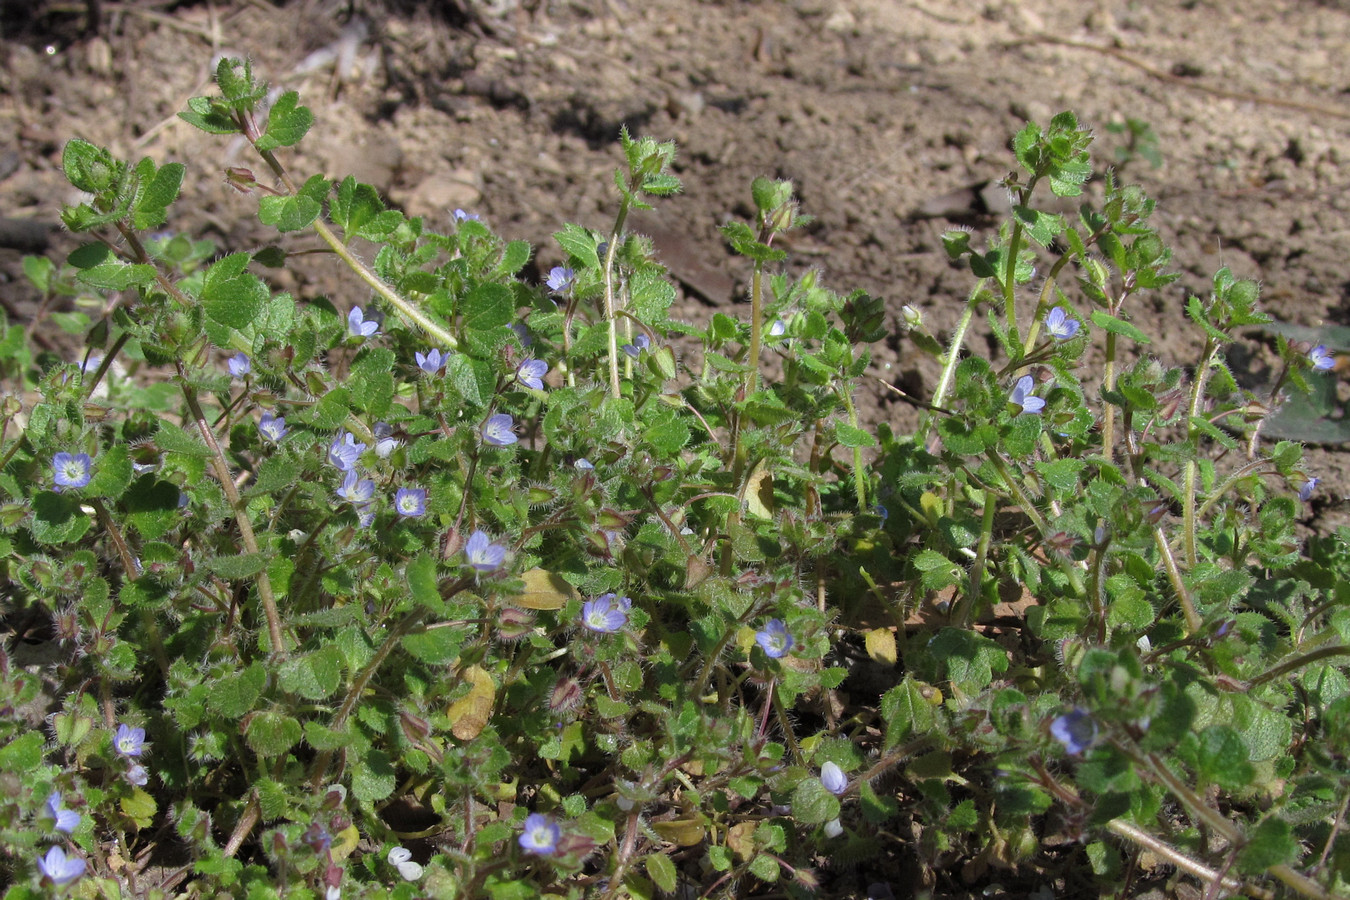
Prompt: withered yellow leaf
<box><xmin>727</xmin><ymin>821</ymin><xmax>757</xmax><ymax>861</ymax></box>
<box><xmin>448</xmin><ymin>665</ymin><xmax>495</xmax><ymax>740</ymax></box>
<box><xmin>514</xmin><ymin>567</ymin><xmax>580</xmax><ymax>610</ymax></box>
<box><xmin>741</xmin><ymin>460</ymin><xmax>775</xmax><ymax>520</ymax></box>
<box><xmin>864</xmin><ymin>627</ymin><xmax>897</xmax><ymax>665</ymax></box>
<box><xmin>651</xmin><ymin>814</ymin><xmax>708</xmax><ymax>847</ymax></box>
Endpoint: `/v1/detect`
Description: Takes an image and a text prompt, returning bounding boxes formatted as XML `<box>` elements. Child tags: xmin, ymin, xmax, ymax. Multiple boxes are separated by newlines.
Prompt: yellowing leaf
<box><xmin>727</xmin><ymin>821</ymin><xmax>758</xmax><ymax>861</ymax></box>
<box><xmin>330</xmin><ymin>824</ymin><xmax>360</xmax><ymax>861</ymax></box>
<box><xmin>448</xmin><ymin>665</ymin><xmax>495</xmax><ymax>740</ymax></box>
<box><xmin>864</xmin><ymin>628</ymin><xmax>897</xmax><ymax>665</ymax></box>
<box><xmin>120</xmin><ymin>787</ymin><xmax>157</xmax><ymax>830</ymax></box>
<box><xmin>514</xmin><ymin>567</ymin><xmax>579</xmax><ymax>610</ymax></box>
<box><xmin>651</xmin><ymin>815</ymin><xmax>708</xmax><ymax>847</ymax></box>
<box><xmin>741</xmin><ymin>461</ymin><xmax>775</xmax><ymax>520</ymax></box>
<box><xmin>919</xmin><ymin>490</ymin><xmax>943</xmax><ymax>525</ymax></box>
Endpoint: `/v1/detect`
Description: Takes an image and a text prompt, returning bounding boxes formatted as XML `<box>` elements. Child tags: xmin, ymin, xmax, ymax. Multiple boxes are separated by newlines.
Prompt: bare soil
<box><xmin>2</xmin><ymin>0</ymin><xmax>1349</xmax><ymax>893</ymax></box>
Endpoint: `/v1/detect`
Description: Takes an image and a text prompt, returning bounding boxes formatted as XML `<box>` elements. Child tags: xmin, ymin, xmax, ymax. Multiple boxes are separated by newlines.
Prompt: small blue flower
<box><xmin>1044</xmin><ymin>307</ymin><xmax>1080</xmax><ymax>341</ymax></box>
<box><xmin>114</xmin><ymin>723</ymin><xmax>145</xmax><ymax>757</ymax></box>
<box><xmin>575</xmin><ymin>458</ymin><xmax>594</xmax><ymax>470</ymax></box>
<box><xmin>510</xmin><ymin>323</ymin><xmax>533</xmax><ymax>348</ymax></box>
<box><xmin>1309</xmin><ymin>344</ymin><xmax>1335</xmax><ymax>372</ymax></box>
<box><xmin>518</xmin><ymin>813</ymin><xmax>561</xmax><ymax>856</ymax></box>
<box><xmin>44</xmin><ymin>792</ymin><xmax>80</xmax><ymax>834</ymax></box>
<box><xmin>452</xmin><ymin>208</ymin><xmax>481</xmax><ymax>223</ymax></box>
<box><xmin>37</xmin><ymin>846</ymin><xmax>85</xmax><ymax>885</ymax></box>
<box><xmin>516</xmin><ymin>359</ymin><xmax>548</xmax><ymax>391</ymax></box>
<box><xmin>465</xmin><ymin>530</ymin><xmax>505</xmax><ymax>572</ymax></box>
<box><xmin>621</xmin><ymin>334</ymin><xmax>651</xmax><ymax>358</ymax></box>
<box><xmin>79</xmin><ymin>353</ymin><xmax>103</xmax><ymax>376</ymax></box>
<box><xmin>755</xmin><ymin>619</ymin><xmax>794</xmax><ymax>658</ymax></box>
<box><xmin>347</xmin><ymin>306</ymin><xmax>380</xmax><ymax>340</ymax></box>
<box><xmin>228</xmin><ymin>353</ymin><xmax>251</xmax><ymax>378</ymax></box>
<box><xmin>126</xmin><ymin>764</ymin><xmax>149</xmax><ymax>787</ymax></box>
<box><xmin>416</xmin><ymin>348</ymin><xmax>446</xmax><ymax>375</ymax></box>
<box><xmin>337</xmin><ymin>470</ymin><xmax>375</xmax><ymax>505</ymax></box>
<box><xmin>395</xmin><ymin>487</ymin><xmax>427</xmax><ymax>518</ymax></box>
<box><xmin>820</xmin><ymin>761</ymin><xmax>847</xmax><ymax>795</ymax></box>
<box><xmin>1009</xmin><ymin>375</ymin><xmax>1045</xmax><ymax>415</ymax></box>
<box><xmin>259</xmin><ymin>413</ymin><xmax>287</xmax><ymax>443</ymax></box>
<box><xmin>328</xmin><ymin>432</ymin><xmax>367</xmax><ymax>471</ymax></box>
<box><xmin>581</xmin><ymin>593</ymin><xmax>630</xmax><ymax>634</ymax></box>
<box><xmin>482</xmin><ymin>413</ymin><xmax>517</xmax><ymax>447</ymax></box>
<box><xmin>355</xmin><ymin>503</ymin><xmax>376</xmax><ymax>529</ymax></box>
<box><xmin>545</xmin><ymin>266</ymin><xmax>576</xmax><ymax>293</ymax></box>
<box><xmin>1050</xmin><ymin>707</ymin><xmax>1097</xmax><ymax>755</ymax></box>
<box><xmin>373</xmin><ymin>422</ymin><xmax>400</xmax><ymax>459</ymax></box>
<box><xmin>1299</xmin><ymin>477</ymin><xmax>1319</xmax><ymax>503</ymax></box>
<box><xmin>768</xmin><ymin>319</ymin><xmax>787</xmax><ymax>338</ymax></box>
<box><xmin>52</xmin><ymin>452</ymin><xmax>92</xmax><ymax>492</ymax></box>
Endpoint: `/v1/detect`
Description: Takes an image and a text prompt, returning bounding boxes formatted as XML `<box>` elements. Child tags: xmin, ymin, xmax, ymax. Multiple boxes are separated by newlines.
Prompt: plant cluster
<box><xmin>1</xmin><ymin>59</ymin><xmax>1348</xmax><ymax>899</ymax></box>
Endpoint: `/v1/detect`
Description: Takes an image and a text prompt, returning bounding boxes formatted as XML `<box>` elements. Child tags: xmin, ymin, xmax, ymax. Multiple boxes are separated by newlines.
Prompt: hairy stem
<box><xmin>178</xmin><ymin>364</ymin><xmax>285</xmax><ymax>654</ymax></box>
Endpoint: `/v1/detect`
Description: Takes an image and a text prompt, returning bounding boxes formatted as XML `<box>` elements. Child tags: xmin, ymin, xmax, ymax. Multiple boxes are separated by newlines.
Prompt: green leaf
<box><xmin>178</xmin><ymin>95</ymin><xmax>241</xmax><ymax>135</ymax></box>
<box><xmin>76</xmin><ymin>261</ymin><xmax>157</xmax><ymax>290</ymax></box>
<box><xmin>208</xmin><ymin>662</ymin><xmax>266</xmax><ymax>718</ymax></box>
<box><xmin>645</xmin><ymin>854</ymin><xmax>678</xmax><ymax>894</ymax></box>
<box><xmin>555</xmin><ymin>224</ymin><xmax>601</xmax><ymax>268</ymax></box>
<box><xmin>0</xmin><ymin>732</ymin><xmax>45</xmax><ymax>772</ymax></box>
<box><xmin>401</xmin><ymin>628</ymin><xmax>464</xmax><ymax>665</ymax></box>
<box><xmin>1237</xmin><ymin>817</ymin><xmax>1299</xmax><ymax>874</ymax></box>
<box><xmin>349</xmin><ymin>348</ymin><xmax>395</xmax><ymax>417</ymax></box>
<box><xmin>1195</xmin><ymin>725</ymin><xmax>1254</xmax><ymax>791</ymax></box>
<box><xmin>206</xmin><ymin>552</ymin><xmax>269</xmax><ymax>580</ymax></box>
<box><xmin>880</xmin><ymin>677</ymin><xmax>936</xmax><ymax>747</ymax></box>
<box><xmin>924</xmin><ymin>628</ymin><xmax>1008</xmax><ymax>693</ymax></box>
<box><xmin>331</xmin><ymin>176</ymin><xmax>381</xmax><ymax>236</ymax></box>
<box><xmin>123</xmin><ymin>475</ymin><xmax>181</xmax><ymax>540</ymax></box>
<box><xmin>277</xmin><ymin>647</ymin><xmax>344</xmax><ymax>700</ymax></box>
<box><xmin>202</xmin><ymin>252</ymin><xmax>267</xmax><ymax>329</ymax></box>
<box><xmin>31</xmin><ymin>492</ymin><xmax>91</xmax><ymax>544</ymax></box>
<box><xmin>643</xmin><ymin>412</ymin><xmax>690</xmax><ymax>455</ymax></box>
<box><xmin>1089</xmin><ymin>310</ymin><xmax>1150</xmax><ymax>344</ymax></box>
<box><xmin>351</xmin><ymin>748</ymin><xmax>396</xmax><ymax>802</ymax></box>
<box><xmin>497</xmin><ymin>240</ymin><xmax>532</xmax><ymax>277</ymax></box>
<box><xmin>913</xmin><ymin>548</ymin><xmax>960</xmax><ymax>592</ymax></box>
<box><xmin>85</xmin><ymin>445</ymin><xmax>132</xmax><ymax>500</ymax></box>
<box><xmin>62</xmin><ymin>138</ymin><xmax>121</xmax><ymax>193</ymax></box>
<box><xmin>835</xmin><ymin>422</ymin><xmax>877</xmax><ymax>449</ymax></box>
<box><xmin>303</xmin><ymin>721</ymin><xmax>354</xmax><ymax>751</ymax></box>
<box><xmin>255</xmin><ymin>90</ymin><xmax>312</xmax><ymax>151</ymax></box>
<box><xmin>131</xmin><ymin>159</ymin><xmax>185</xmax><ymax>230</ymax></box>
<box><xmin>462</xmin><ymin>282</ymin><xmax>514</xmax><ymax>332</ymax></box>
<box><xmin>790</xmin><ymin>775</ymin><xmax>840</xmax><ymax>825</ymax></box>
<box><xmin>406</xmin><ymin>554</ymin><xmax>442</xmax><ymax>612</ymax></box>
<box><xmin>310</xmin><ymin>387</ymin><xmax>352</xmax><ymax>430</ymax></box>
<box><xmin>245</xmin><ymin>712</ymin><xmax>303</xmax><ymax>756</ymax></box>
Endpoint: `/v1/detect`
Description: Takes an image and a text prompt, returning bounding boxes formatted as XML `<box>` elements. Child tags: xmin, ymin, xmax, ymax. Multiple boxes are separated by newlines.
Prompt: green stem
<box><xmin>746</xmin><ymin>260</ymin><xmax>764</xmax><ymax>397</ymax></box>
<box><xmin>839</xmin><ymin>387</ymin><xmax>867</xmax><ymax>512</ymax></box>
<box><xmin>309</xmin><ymin>606</ymin><xmax>435</xmax><ymax>789</ymax></box>
<box><xmin>1250</xmin><ymin>643</ymin><xmax>1350</xmax><ymax>689</ymax></box>
<box><xmin>602</xmin><ymin>198</ymin><xmax>632</xmax><ymax>399</ymax></box>
<box><xmin>921</xmin><ymin>279</ymin><xmax>986</xmax><ymax>443</ymax></box>
<box><xmin>955</xmin><ymin>493</ymin><xmax>997</xmax><ymax>627</ymax></box>
<box><xmin>178</xmin><ymin>365</ymin><xmax>285</xmax><ymax>655</ymax></box>
<box><xmin>1182</xmin><ymin>336</ymin><xmax>1220</xmax><ymax>568</ymax></box>
<box><xmin>247</xmin><ymin>141</ymin><xmax>458</xmax><ymax>351</ymax></box>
